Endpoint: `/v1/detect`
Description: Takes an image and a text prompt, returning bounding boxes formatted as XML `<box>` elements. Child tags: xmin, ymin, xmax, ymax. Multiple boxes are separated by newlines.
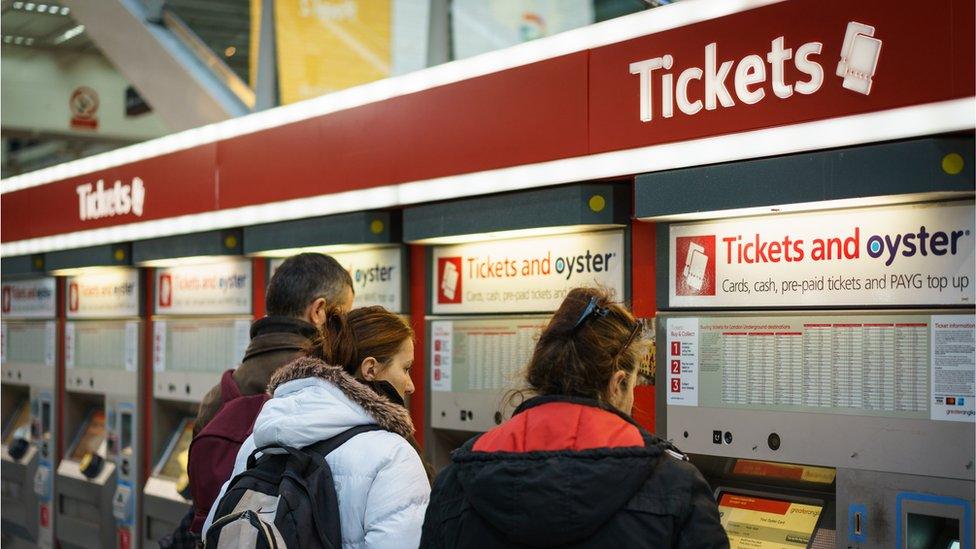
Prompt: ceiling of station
<box><xmin>1</xmin><ymin>0</ymin><xmax>95</xmax><ymax>51</ymax></box>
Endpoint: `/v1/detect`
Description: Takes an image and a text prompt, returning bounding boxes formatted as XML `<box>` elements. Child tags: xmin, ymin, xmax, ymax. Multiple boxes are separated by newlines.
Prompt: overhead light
<box><xmin>137</xmin><ymin>255</ymin><xmax>241</xmax><ymax>268</ymax></box>
<box><xmin>37</xmin><ymin>4</ymin><xmax>47</xmax><ymax>12</ymax></box>
<box><xmin>52</xmin><ymin>24</ymin><xmax>84</xmax><ymax>45</ymax></box>
<box><xmin>14</xmin><ymin>36</ymin><xmax>23</xmax><ymax>44</ymax></box>
<box><xmin>224</xmin><ymin>46</ymin><xmax>236</xmax><ymax>57</ymax></box>
<box><xmin>13</xmin><ymin>2</ymin><xmax>24</xmax><ymax>9</ymax></box>
<box><xmin>406</xmin><ymin>224</ymin><xmax>623</xmax><ymax>245</ymax></box>
<box><xmin>61</xmin><ymin>7</ymin><xmax>69</xmax><ymax>15</ymax></box>
<box><xmin>25</xmin><ymin>37</ymin><xmax>34</xmax><ymax>45</ymax></box>
<box><xmin>24</xmin><ymin>2</ymin><xmax>35</xmax><ymax>11</ymax></box>
<box><xmin>249</xmin><ymin>243</ymin><xmax>383</xmax><ymax>258</ymax></box>
<box><xmin>49</xmin><ymin>266</ymin><xmax>131</xmax><ymax>277</ymax></box>
<box><xmin>3</xmin><ymin>36</ymin><xmax>11</xmax><ymax>44</ymax></box>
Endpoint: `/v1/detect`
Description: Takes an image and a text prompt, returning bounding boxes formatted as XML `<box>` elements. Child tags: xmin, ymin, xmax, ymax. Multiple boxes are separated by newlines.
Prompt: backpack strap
<box><xmin>304</xmin><ymin>424</ymin><xmax>386</xmax><ymax>458</ymax></box>
<box><xmin>244</xmin><ymin>424</ymin><xmax>385</xmax><ymax>469</ymax></box>
<box><xmin>219</xmin><ymin>369</ymin><xmax>242</xmax><ymax>402</ymax></box>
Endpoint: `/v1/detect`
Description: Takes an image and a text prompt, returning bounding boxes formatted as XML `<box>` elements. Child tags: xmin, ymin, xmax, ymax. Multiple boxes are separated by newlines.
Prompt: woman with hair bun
<box><xmin>204</xmin><ymin>306</ymin><xmax>429</xmax><ymax>548</ymax></box>
<box><xmin>420</xmin><ymin>287</ymin><xmax>728</xmax><ymax>548</ymax></box>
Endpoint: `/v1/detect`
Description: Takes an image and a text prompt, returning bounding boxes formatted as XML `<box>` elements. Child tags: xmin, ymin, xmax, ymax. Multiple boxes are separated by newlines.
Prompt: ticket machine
<box><xmin>642</xmin><ymin>138</ymin><xmax>975</xmax><ymax>548</ymax></box>
<box><xmin>135</xmin><ymin>230</ymin><xmax>253</xmax><ymax>546</ymax></box>
<box><xmin>0</xmin><ymin>272</ymin><xmax>58</xmax><ymax>548</ymax></box>
<box><xmin>404</xmin><ymin>183</ymin><xmax>632</xmax><ymax>469</ymax></box>
<box><xmin>49</xmin><ymin>250</ymin><xmax>142</xmax><ymax>549</ymax></box>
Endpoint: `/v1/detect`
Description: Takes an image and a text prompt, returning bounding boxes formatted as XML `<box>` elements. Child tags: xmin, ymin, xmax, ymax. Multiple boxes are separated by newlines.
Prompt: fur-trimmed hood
<box><xmin>254</xmin><ymin>357</ymin><xmax>414</xmax><ymax>449</ymax></box>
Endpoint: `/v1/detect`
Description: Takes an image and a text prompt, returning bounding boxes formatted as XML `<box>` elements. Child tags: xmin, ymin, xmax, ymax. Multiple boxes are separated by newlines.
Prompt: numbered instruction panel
<box><xmin>665</xmin><ymin>313</ymin><xmax>975</xmax><ymax>422</ymax></box>
<box><xmin>430</xmin><ymin>317</ymin><xmax>548</xmax><ymax>393</ymax></box>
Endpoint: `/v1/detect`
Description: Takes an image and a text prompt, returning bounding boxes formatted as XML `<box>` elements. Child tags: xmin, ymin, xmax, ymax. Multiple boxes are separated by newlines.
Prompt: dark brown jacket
<box><xmin>193</xmin><ymin>316</ymin><xmax>317</xmax><ymax>437</ymax></box>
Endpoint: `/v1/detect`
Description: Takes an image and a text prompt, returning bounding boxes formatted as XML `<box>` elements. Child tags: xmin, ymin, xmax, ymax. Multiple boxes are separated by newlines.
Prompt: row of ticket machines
<box><xmin>0</xmin><ymin>267</ymin><xmax>250</xmax><ymax>549</ymax></box>
<box><xmin>2</xmin><ymin>184</ymin><xmax>975</xmax><ymax>548</ymax></box>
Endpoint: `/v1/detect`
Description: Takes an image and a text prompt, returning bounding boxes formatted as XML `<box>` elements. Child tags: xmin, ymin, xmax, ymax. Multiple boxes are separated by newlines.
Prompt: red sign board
<box><xmin>589</xmin><ymin>0</ymin><xmax>974</xmax><ymax>154</ymax></box>
<box><xmin>2</xmin><ymin>144</ymin><xmax>218</xmax><ymax>242</ymax></box>
<box><xmin>2</xmin><ymin>0</ymin><xmax>972</xmax><ymax>244</ymax></box>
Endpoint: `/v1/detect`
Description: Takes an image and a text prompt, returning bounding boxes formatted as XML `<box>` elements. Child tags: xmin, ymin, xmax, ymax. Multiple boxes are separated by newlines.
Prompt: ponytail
<box><xmin>304</xmin><ymin>306</ymin><xmax>358</xmax><ymax>368</ymax></box>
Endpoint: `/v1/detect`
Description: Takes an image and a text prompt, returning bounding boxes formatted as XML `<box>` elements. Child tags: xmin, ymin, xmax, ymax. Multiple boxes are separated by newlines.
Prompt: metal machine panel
<box><xmin>836</xmin><ymin>468</ymin><xmax>973</xmax><ymax>549</ymax></box>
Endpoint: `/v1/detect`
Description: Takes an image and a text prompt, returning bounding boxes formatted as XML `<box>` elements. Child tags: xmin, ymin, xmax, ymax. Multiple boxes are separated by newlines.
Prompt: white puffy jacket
<box><xmin>203</xmin><ymin>357</ymin><xmax>430</xmax><ymax>548</ymax></box>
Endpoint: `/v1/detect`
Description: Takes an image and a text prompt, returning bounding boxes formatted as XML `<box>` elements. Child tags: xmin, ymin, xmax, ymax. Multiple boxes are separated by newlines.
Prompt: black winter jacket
<box><xmin>420</xmin><ymin>395</ymin><xmax>729</xmax><ymax>548</ymax></box>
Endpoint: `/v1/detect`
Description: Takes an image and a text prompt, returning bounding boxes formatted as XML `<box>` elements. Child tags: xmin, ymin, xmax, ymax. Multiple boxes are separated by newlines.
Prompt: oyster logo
<box><xmin>76</xmin><ymin>177</ymin><xmax>146</xmax><ymax>221</ymax></box>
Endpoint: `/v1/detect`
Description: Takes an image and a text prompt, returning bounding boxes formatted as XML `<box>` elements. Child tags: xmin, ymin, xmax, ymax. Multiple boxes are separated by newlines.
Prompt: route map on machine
<box><xmin>686</xmin><ymin>315</ymin><xmax>941</xmax><ymax>419</ymax></box>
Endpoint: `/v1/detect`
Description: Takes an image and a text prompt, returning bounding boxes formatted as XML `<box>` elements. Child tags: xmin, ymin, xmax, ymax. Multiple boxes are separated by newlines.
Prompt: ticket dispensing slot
<box><xmin>1</xmin><ymin>276</ymin><xmax>58</xmax><ymax>548</ymax></box>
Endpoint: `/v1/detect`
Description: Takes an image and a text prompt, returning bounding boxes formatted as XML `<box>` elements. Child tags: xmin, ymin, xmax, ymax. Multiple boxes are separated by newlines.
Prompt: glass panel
<box><xmin>907</xmin><ymin>513</ymin><xmax>960</xmax><ymax>549</ymax></box>
<box><xmin>166</xmin><ymin>0</ymin><xmax>252</xmax><ymax>85</ymax></box>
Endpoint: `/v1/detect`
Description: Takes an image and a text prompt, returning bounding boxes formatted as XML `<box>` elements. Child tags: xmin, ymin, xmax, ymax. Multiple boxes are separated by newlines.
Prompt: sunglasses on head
<box><xmin>573</xmin><ymin>296</ymin><xmax>655</xmax><ymax>386</ymax></box>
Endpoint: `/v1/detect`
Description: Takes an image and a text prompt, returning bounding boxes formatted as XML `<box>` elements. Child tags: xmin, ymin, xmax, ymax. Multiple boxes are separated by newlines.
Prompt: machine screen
<box><xmin>69</xmin><ymin>410</ymin><xmax>106</xmax><ymax>461</ymax></box>
<box><xmin>5</xmin><ymin>322</ymin><xmax>48</xmax><ymax>364</ymax></box>
<box><xmin>71</xmin><ymin>322</ymin><xmax>127</xmax><ymax>370</ymax></box>
<box><xmin>2</xmin><ymin>400</ymin><xmax>31</xmax><ymax>445</ymax></box>
<box><xmin>718</xmin><ymin>491</ymin><xmax>822</xmax><ymax>549</ymax></box>
<box><xmin>157</xmin><ymin>419</ymin><xmax>194</xmax><ymax>480</ymax></box>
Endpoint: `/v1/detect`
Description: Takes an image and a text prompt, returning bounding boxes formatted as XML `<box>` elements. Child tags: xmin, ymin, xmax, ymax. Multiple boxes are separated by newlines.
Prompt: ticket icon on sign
<box><xmin>683</xmin><ymin>242</ymin><xmax>709</xmax><ymax>291</ymax></box>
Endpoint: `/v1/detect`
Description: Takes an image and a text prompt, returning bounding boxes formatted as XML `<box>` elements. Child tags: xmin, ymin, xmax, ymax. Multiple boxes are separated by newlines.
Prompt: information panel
<box><xmin>1</xmin><ymin>278</ymin><xmax>56</xmax><ymax>318</ymax></box>
<box><xmin>669</xmin><ymin>202</ymin><xmax>975</xmax><ymax>308</ymax></box>
<box><xmin>152</xmin><ymin>318</ymin><xmax>250</xmax><ymax>373</ymax></box>
<box><xmin>66</xmin><ymin>269</ymin><xmax>139</xmax><ymax>318</ymax></box>
<box><xmin>430</xmin><ymin>317</ymin><xmax>548</xmax><ymax>393</ymax></box>
<box><xmin>665</xmin><ymin>313</ymin><xmax>975</xmax><ymax>422</ymax></box>
<box><xmin>154</xmin><ymin>260</ymin><xmax>252</xmax><ymax>315</ymax></box>
<box><xmin>431</xmin><ymin>231</ymin><xmax>625</xmax><ymax>314</ymax></box>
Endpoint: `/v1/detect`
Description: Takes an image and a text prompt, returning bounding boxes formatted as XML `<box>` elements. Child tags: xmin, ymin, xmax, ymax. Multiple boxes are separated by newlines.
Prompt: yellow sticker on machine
<box><xmin>718</xmin><ymin>492</ymin><xmax>822</xmax><ymax>549</ymax></box>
